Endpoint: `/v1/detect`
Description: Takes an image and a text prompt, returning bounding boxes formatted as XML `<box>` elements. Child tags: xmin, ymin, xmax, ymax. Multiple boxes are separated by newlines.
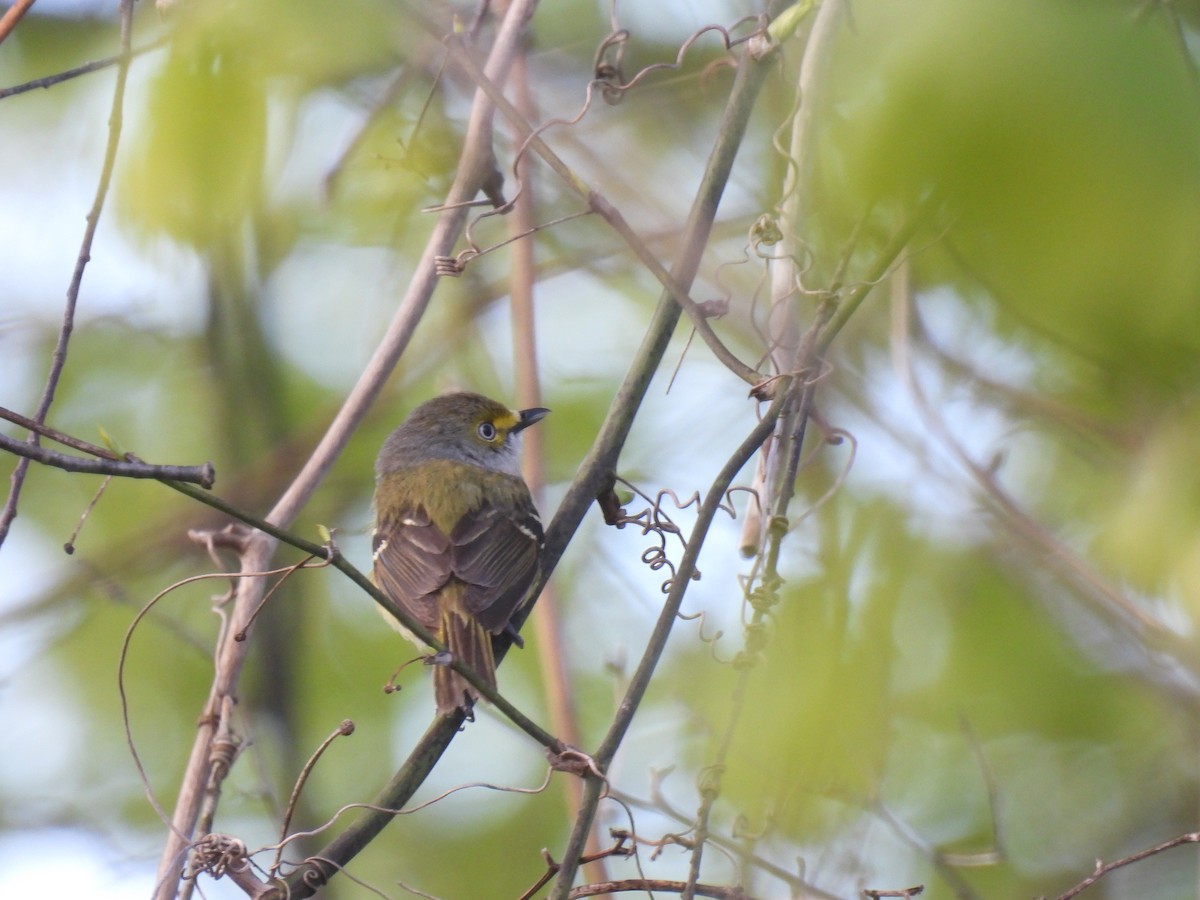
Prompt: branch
<box><xmin>282</xmin><ymin>714</ymin><xmax>465</xmax><ymax>896</ymax></box>
<box><xmin>549</xmin><ymin>389</ymin><xmax>789</xmax><ymax>899</ymax></box>
<box><xmin>284</xmin><ymin>28</ymin><xmax>785</xmax><ymax>872</ymax></box>
<box><xmin>0</xmin><ymin>39</ymin><xmax>165</xmax><ymax>100</ymax></box>
<box><xmin>0</xmin><ymin>409</ymin><xmax>214</xmax><ymax>487</ymax></box>
<box><xmin>153</xmin><ymin>2</ymin><xmax>545</xmax><ymax>895</ymax></box>
<box><xmin>680</xmin><ymin>3</ymin><xmax>842</xmax><ymax>894</ymax></box>
<box><xmin>568</xmin><ymin>880</ymin><xmax>757</xmax><ymax>899</ymax></box>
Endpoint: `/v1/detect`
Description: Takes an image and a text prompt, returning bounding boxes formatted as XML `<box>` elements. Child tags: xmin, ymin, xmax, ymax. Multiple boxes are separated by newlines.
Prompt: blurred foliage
<box><xmin>3</xmin><ymin>1</ymin><xmax>1200</xmax><ymax>899</ymax></box>
<box><xmin>824</xmin><ymin>0</ymin><xmax>1200</xmax><ymax>398</ymax></box>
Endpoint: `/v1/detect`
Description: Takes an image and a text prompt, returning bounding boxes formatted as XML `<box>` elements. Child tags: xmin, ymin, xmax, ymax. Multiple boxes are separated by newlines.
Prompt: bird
<box><xmin>372</xmin><ymin>391</ymin><xmax>549</xmax><ymax>716</ymax></box>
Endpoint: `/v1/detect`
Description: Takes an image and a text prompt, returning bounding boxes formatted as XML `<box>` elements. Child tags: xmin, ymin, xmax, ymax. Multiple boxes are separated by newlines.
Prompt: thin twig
<box><xmin>1051</xmin><ymin>831</ymin><xmax>1200</xmax><ymax>900</ymax></box>
<box><xmin>0</xmin><ymin>404</ymin><xmax>124</xmax><ymax>458</ymax></box>
<box><xmin>63</xmin><ymin>475</ymin><xmax>112</xmax><ymax>554</ymax></box>
<box><xmin>0</xmin><ymin>430</ymin><xmax>215</xmax><ymax>486</ymax></box>
<box><xmin>0</xmin><ymin>38</ymin><xmax>166</xmax><ymax>100</ymax></box>
<box><xmin>538</xmin><ymin>14</ymin><xmax>791</xmax><ymax>893</ymax></box>
<box><xmin>568</xmin><ymin>879</ymin><xmax>756</xmax><ymax>899</ymax></box>
<box><xmin>270</xmin><ymin>720</ymin><xmax>356</xmax><ymax>877</ymax></box>
<box><xmin>0</xmin><ymin>0</ymin><xmax>137</xmax><ymax>549</ymax></box>
<box><xmin>612</xmin><ymin>784</ymin><xmax>839</xmax><ymax>899</ymax></box>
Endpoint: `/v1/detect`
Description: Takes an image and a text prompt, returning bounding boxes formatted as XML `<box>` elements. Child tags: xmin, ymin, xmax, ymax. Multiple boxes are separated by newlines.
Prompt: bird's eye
<box><xmin>477</xmin><ymin>422</ymin><xmax>497</xmax><ymax>441</ymax></box>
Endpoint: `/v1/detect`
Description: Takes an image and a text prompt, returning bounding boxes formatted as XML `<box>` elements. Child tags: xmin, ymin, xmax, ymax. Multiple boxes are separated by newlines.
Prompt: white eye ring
<box><xmin>477</xmin><ymin>422</ymin><xmax>497</xmax><ymax>441</ymax></box>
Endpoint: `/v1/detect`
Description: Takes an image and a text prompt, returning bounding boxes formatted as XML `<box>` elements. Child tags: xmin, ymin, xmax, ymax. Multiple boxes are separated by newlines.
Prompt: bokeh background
<box><xmin>4</xmin><ymin>0</ymin><xmax>1200</xmax><ymax>897</ymax></box>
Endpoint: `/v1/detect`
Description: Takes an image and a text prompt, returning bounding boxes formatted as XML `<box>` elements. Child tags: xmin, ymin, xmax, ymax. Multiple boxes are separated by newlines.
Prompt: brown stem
<box><xmin>0</xmin><ymin>0</ymin><xmax>37</xmax><ymax>46</ymax></box>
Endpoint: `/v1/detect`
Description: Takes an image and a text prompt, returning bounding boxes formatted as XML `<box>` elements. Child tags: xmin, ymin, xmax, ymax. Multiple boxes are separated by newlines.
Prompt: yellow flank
<box><xmin>375</xmin><ymin>458</ymin><xmax>519</xmax><ymax>534</ymax></box>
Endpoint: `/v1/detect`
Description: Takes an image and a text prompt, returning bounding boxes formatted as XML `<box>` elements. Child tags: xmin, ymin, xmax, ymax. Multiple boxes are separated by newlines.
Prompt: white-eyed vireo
<box><xmin>372</xmin><ymin>391</ymin><xmax>549</xmax><ymax>717</ymax></box>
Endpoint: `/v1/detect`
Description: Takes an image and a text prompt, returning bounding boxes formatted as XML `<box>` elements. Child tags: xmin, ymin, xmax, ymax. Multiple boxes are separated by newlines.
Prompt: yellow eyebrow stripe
<box><xmin>493</xmin><ymin>410</ymin><xmax>521</xmax><ymax>430</ymax></box>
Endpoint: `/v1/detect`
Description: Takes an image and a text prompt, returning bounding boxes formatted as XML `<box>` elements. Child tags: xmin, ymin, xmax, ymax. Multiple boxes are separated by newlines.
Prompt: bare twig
<box><xmin>0</xmin><ymin>429</ymin><xmax>215</xmax><ymax>486</ymax></box>
<box><xmin>568</xmin><ymin>879</ymin><xmax>756</xmax><ymax>899</ymax></box>
<box><xmin>0</xmin><ymin>404</ymin><xmax>124</xmax><ymax>458</ymax></box>
<box><xmin>63</xmin><ymin>475</ymin><xmax>111</xmax><ymax>554</ymax></box>
<box><xmin>519</xmin><ymin>834</ymin><xmax>637</xmax><ymax>900</ymax></box>
<box><xmin>1050</xmin><ymin>831</ymin><xmax>1200</xmax><ymax>900</ymax></box>
<box><xmin>0</xmin><ymin>405</ymin><xmax>213</xmax><ymax>496</ymax></box>
<box><xmin>0</xmin><ymin>0</ymin><xmax>136</xmax><ymax>549</ymax></box>
<box><xmin>0</xmin><ymin>38</ymin><xmax>166</xmax><ymax>100</ymax></box>
<box><xmin>270</xmin><ymin>720</ymin><xmax>356</xmax><ymax>877</ymax></box>
<box><xmin>612</xmin><ymin>783</ymin><xmax>840</xmax><ymax>899</ymax></box>
<box><xmin>1</xmin><ymin>53</ymin><xmax>117</xmax><ymax>98</ymax></box>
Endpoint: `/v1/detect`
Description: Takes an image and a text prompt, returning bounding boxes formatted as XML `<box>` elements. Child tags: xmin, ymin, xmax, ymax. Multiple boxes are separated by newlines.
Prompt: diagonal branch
<box><xmin>548</xmin><ymin>390</ymin><xmax>789</xmax><ymax>900</ymax></box>
<box><xmin>282</xmin><ymin>11</ymin><xmax>787</xmax><ymax>894</ymax></box>
<box><xmin>152</xmin><ymin>2</ymin><xmax>544</xmax><ymax>896</ymax></box>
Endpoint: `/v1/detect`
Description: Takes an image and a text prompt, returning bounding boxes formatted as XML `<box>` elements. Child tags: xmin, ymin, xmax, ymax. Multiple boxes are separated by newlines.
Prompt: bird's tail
<box><xmin>434</xmin><ymin>605</ymin><xmax>497</xmax><ymax>717</ymax></box>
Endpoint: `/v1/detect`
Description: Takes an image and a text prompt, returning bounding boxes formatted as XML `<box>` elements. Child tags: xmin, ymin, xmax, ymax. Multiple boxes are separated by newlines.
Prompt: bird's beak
<box><xmin>513</xmin><ymin>407</ymin><xmax>550</xmax><ymax>433</ymax></box>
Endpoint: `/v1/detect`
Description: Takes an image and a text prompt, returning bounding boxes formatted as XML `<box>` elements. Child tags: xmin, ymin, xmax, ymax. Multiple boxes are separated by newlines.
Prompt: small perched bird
<box><xmin>372</xmin><ymin>391</ymin><xmax>549</xmax><ymax>716</ymax></box>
